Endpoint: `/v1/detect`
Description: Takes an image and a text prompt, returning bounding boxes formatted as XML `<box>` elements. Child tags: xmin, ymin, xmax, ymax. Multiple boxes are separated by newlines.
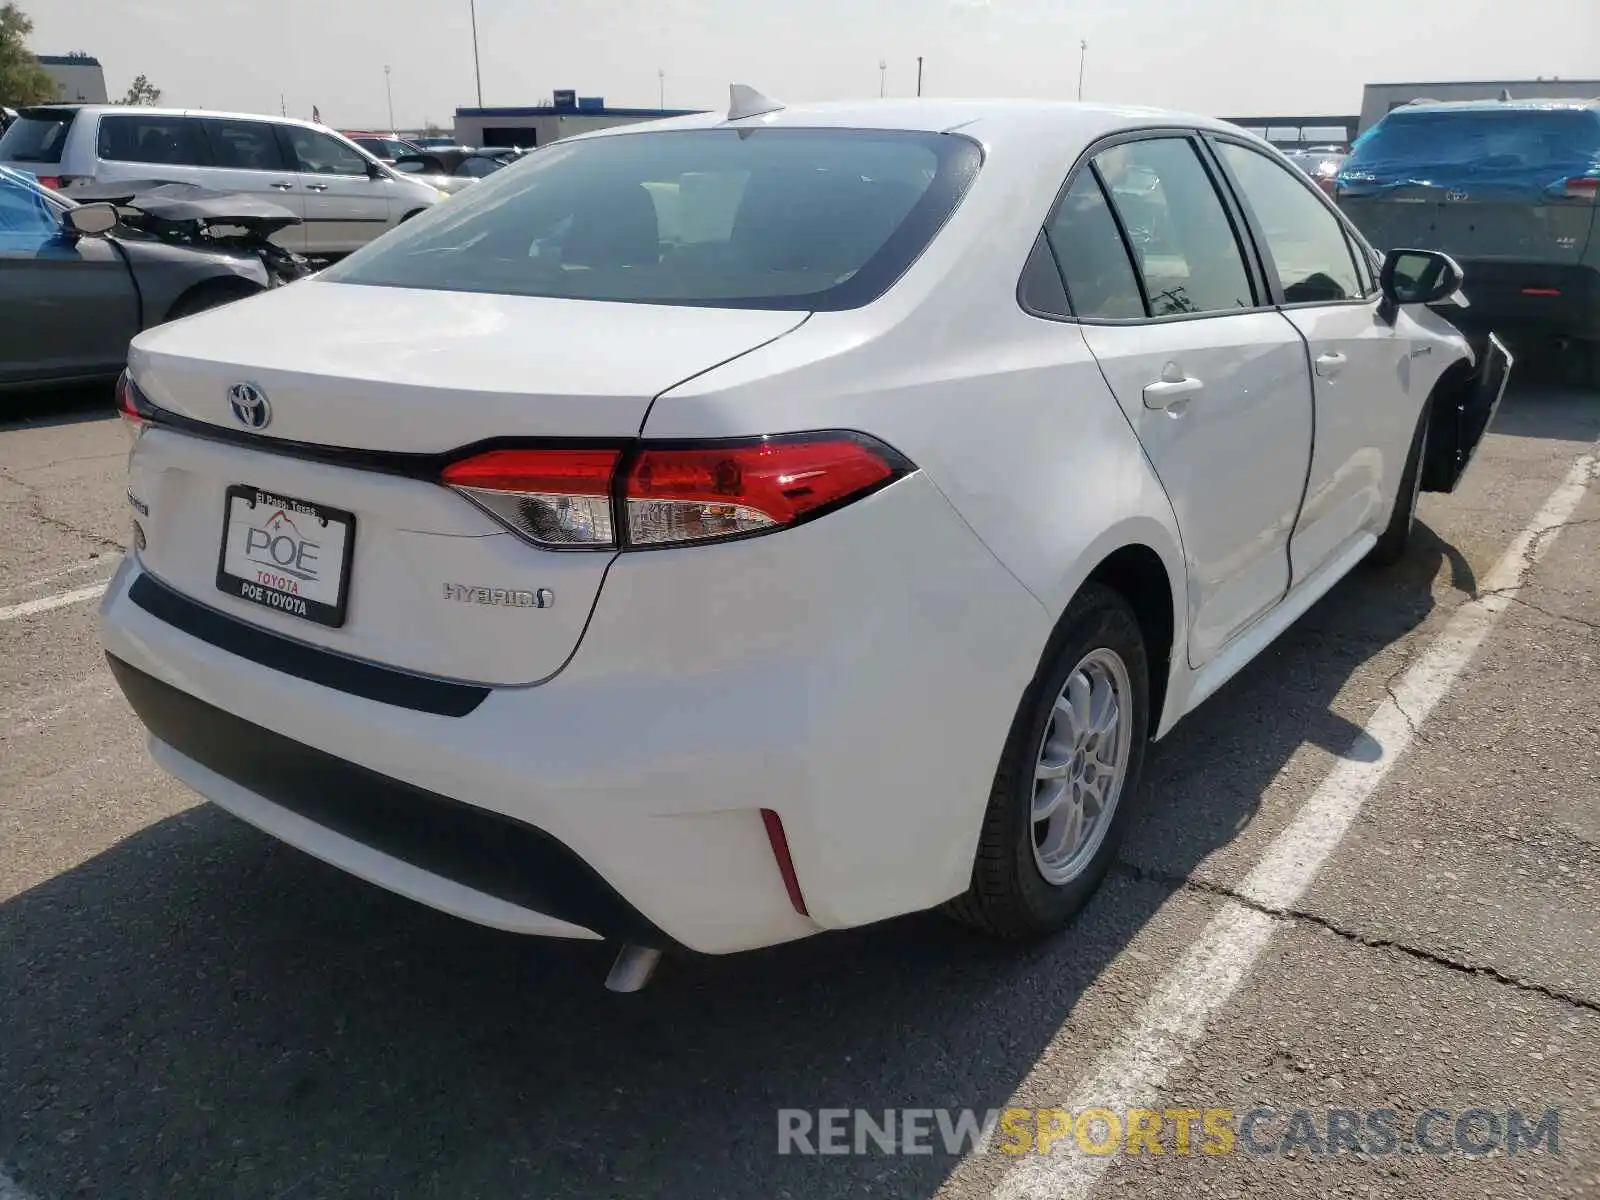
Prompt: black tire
<box><xmin>945</xmin><ymin>583</ymin><xmax>1150</xmax><ymax>940</ymax></box>
<box><xmin>1366</xmin><ymin>402</ymin><xmax>1430</xmax><ymax>567</ymax></box>
<box><xmin>164</xmin><ymin>277</ymin><xmax>263</xmax><ymax>322</ymax></box>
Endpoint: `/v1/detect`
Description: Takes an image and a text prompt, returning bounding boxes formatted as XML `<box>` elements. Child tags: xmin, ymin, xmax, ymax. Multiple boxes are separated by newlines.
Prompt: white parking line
<box><xmin>0</xmin><ymin>583</ymin><xmax>108</xmax><ymax>624</ymax></box>
<box><xmin>992</xmin><ymin>449</ymin><xmax>1597</xmax><ymax>1200</ymax></box>
<box><xmin>0</xmin><ymin>557</ymin><xmax>113</xmax><ymax>599</ymax></box>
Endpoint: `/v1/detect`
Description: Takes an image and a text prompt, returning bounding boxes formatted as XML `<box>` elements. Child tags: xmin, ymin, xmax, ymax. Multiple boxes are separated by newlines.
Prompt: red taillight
<box><xmin>441</xmin><ymin>434</ymin><xmax>909</xmax><ymax>550</ymax></box>
<box><xmin>34</xmin><ymin>175</ymin><xmax>63</xmax><ymax>191</ymax></box>
<box><xmin>623</xmin><ymin>436</ymin><xmax>900</xmax><ymax>546</ymax></box>
<box><xmin>441</xmin><ymin>447</ymin><xmax>621</xmax><ymax>548</ymax></box>
<box><xmin>1563</xmin><ymin>176</ymin><xmax>1599</xmax><ymax>201</ymax></box>
<box><xmin>115</xmin><ymin>371</ymin><xmax>146</xmax><ymax>431</ymax></box>
<box><xmin>1521</xmin><ymin>287</ymin><xmax>1562</xmax><ymax>296</ymax></box>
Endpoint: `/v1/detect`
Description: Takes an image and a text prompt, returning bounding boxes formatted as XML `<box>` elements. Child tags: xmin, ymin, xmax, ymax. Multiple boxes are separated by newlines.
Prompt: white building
<box><xmin>454</xmin><ymin>91</ymin><xmax>702</xmax><ymax>148</ymax></box>
<box><xmin>37</xmin><ymin>54</ymin><xmax>109</xmax><ymax>104</ymax></box>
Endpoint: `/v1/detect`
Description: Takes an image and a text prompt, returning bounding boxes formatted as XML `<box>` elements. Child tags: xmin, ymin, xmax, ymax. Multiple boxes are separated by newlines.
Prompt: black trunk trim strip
<box><xmin>129</xmin><ymin>572</ymin><xmax>489</xmax><ymax>717</ymax></box>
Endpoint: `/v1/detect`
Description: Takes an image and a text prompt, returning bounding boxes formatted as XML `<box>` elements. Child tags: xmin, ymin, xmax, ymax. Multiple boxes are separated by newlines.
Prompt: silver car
<box><xmin>0</xmin><ymin>105</ymin><xmax>443</xmax><ymax>258</ymax></box>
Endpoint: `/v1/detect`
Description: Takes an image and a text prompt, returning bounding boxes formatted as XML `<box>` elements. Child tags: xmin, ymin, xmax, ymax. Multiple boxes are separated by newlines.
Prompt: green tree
<box><xmin>0</xmin><ymin>3</ymin><xmax>57</xmax><ymax>107</ymax></box>
<box><xmin>121</xmin><ymin>73</ymin><xmax>161</xmax><ymax>105</ymax></box>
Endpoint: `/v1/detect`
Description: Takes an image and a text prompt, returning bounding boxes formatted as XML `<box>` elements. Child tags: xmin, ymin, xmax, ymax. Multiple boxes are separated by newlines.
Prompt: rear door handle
<box><xmin>1143</xmin><ymin>374</ymin><xmax>1204</xmax><ymax>411</ymax></box>
<box><xmin>304</xmin><ymin>183</ymin><xmax>329</xmax><ymax>192</ymax></box>
<box><xmin>1315</xmin><ymin>351</ymin><xmax>1348</xmax><ymax>379</ymax></box>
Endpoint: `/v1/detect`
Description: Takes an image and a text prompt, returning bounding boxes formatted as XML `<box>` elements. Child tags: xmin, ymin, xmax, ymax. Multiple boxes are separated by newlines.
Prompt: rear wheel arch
<box><xmin>398</xmin><ymin>207</ymin><xmax>427</xmax><ymax>223</ymax></box>
<box><xmin>1083</xmin><ymin>543</ymin><xmax>1175</xmax><ymax>736</ymax></box>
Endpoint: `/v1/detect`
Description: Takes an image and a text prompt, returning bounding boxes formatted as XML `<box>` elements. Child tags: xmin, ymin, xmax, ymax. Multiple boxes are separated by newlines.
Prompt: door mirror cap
<box><xmin>1380</xmin><ymin>248</ymin><xmax>1467</xmax><ymax>308</ymax></box>
<box><xmin>64</xmin><ymin>202</ymin><xmax>118</xmax><ymax>237</ymax></box>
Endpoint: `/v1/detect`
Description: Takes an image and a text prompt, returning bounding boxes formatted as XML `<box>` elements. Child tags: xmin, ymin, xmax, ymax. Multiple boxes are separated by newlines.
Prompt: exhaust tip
<box><xmin>604</xmin><ymin>944</ymin><xmax>663</xmax><ymax>993</ymax></box>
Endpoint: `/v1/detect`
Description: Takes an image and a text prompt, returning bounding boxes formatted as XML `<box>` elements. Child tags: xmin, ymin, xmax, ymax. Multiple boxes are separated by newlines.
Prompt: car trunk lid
<box><xmin>125</xmin><ymin>282</ymin><xmax>806</xmax><ymax>686</ymax></box>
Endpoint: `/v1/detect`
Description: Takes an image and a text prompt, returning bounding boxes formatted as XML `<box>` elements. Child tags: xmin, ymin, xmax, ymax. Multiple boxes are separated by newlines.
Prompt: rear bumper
<box><xmin>1448</xmin><ymin>260</ymin><xmax>1600</xmax><ymax>340</ymax></box>
<box><xmin>100</xmin><ymin>470</ymin><xmax>1051</xmax><ymax>954</ymax></box>
<box><xmin>107</xmin><ymin>652</ymin><xmax>654</xmax><ymax>943</ymax></box>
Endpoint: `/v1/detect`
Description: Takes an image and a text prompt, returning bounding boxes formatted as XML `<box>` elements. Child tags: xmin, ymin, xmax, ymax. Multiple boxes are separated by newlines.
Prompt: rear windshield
<box><xmin>322</xmin><ymin>127</ymin><xmax>982</xmax><ymax>310</ymax></box>
<box><xmin>1349</xmin><ymin>108</ymin><xmax>1600</xmax><ymax>174</ymax></box>
<box><xmin>0</xmin><ymin>113</ymin><xmax>76</xmax><ymax>164</ymax></box>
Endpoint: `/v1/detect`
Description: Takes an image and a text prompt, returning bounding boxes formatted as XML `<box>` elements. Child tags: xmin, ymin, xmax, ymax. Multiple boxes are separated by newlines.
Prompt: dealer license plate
<box><xmin>216</xmin><ymin>485</ymin><xmax>355</xmax><ymax>627</ymax></box>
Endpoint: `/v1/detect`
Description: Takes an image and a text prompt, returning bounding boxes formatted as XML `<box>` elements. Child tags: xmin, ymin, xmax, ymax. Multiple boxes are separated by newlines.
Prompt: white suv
<box><xmin>0</xmin><ymin>105</ymin><xmax>442</xmax><ymax>256</ymax></box>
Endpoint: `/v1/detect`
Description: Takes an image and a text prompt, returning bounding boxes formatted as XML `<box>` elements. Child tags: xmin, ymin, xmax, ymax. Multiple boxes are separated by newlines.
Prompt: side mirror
<box><xmin>1380</xmin><ymin>248</ymin><xmax>1466</xmax><ymax>308</ymax></box>
<box><xmin>64</xmin><ymin>202</ymin><xmax>119</xmax><ymax>237</ymax></box>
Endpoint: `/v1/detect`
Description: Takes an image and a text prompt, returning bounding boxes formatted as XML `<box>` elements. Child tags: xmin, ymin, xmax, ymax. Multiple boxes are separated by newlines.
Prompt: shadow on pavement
<box><xmin>1</xmin><ymin>388</ymin><xmax>1593</xmax><ymax>1200</ymax></box>
<box><xmin>0</xmin><ymin>383</ymin><xmax>116</xmax><ymax>433</ymax></box>
<box><xmin>0</xmin><ymin>536</ymin><xmax>1461</xmax><ymax>1200</ymax></box>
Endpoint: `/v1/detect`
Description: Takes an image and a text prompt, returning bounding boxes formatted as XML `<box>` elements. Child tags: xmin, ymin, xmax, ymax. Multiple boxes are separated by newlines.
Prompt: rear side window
<box><xmin>98</xmin><ymin>114</ymin><xmax>209</xmax><ymax>166</ymax></box>
<box><xmin>0</xmin><ymin>113</ymin><xmax>76</xmax><ymax>164</ymax></box>
<box><xmin>1215</xmin><ymin>141</ymin><xmax>1360</xmax><ymax>304</ymax></box>
<box><xmin>203</xmin><ymin>119</ymin><xmax>289</xmax><ymax>171</ymax></box>
<box><xmin>1096</xmin><ymin>137</ymin><xmax>1256</xmax><ymax>316</ymax></box>
<box><xmin>1046</xmin><ymin>169</ymin><xmax>1145</xmax><ymax>319</ymax></box>
<box><xmin>323</xmin><ymin>128</ymin><xmax>982</xmax><ymax>311</ymax></box>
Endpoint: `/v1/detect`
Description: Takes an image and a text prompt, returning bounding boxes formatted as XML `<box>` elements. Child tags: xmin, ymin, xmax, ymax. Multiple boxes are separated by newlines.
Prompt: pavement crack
<box><xmin>0</xmin><ymin>465</ymin><xmax>122</xmax><ymax>552</ymax></box>
<box><xmin>1113</xmin><ymin>858</ymin><xmax>1600</xmax><ymax>1016</ymax></box>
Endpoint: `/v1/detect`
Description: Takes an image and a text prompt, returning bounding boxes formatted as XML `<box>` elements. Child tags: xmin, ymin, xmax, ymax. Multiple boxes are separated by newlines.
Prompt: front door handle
<box><xmin>1315</xmin><ymin>351</ymin><xmax>1348</xmax><ymax>379</ymax></box>
<box><xmin>1143</xmin><ymin>364</ymin><xmax>1204</xmax><ymax>411</ymax></box>
<box><xmin>270</xmin><ymin>181</ymin><xmax>295</xmax><ymax>190</ymax></box>
<box><xmin>304</xmin><ymin>183</ymin><xmax>329</xmax><ymax>192</ymax></box>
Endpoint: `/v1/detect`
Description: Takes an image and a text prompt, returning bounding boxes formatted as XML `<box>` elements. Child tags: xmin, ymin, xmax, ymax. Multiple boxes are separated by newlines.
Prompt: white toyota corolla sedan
<box><xmin>101</xmin><ymin>91</ymin><xmax>1509</xmax><ymax>989</ymax></box>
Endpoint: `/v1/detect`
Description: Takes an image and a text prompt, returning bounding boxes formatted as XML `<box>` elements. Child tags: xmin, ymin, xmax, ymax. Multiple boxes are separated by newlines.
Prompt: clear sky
<box><xmin>29</xmin><ymin>0</ymin><xmax>1600</xmax><ymax>130</ymax></box>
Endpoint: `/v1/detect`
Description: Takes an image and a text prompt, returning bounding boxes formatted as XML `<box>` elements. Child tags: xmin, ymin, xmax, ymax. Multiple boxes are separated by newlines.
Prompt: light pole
<box><xmin>384</xmin><ymin>65</ymin><xmax>395</xmax><ymax>133</ymax></box>
<box><xmin>916</xmin><ymin>56</ymin><xmax>924</xmax><ymax>97</ymax></box>
<box><xmin>879</xmin><ymin>58</ymin><xmax>887</xmax><ymax>98</ymax></box>
<box><xmin>1077</xmin><ymin>39</ymin><xmax>1087</xmax><ymax>101</ymax></box>
<box><xmin>469</xmin><ymin>0</ymin><xmax>484</xmax><ymax>107</ymax></box>
<box><xmin>658</xmin><ymin>68</ymin><xmax>664</xmax><ymax>109</ymax></box>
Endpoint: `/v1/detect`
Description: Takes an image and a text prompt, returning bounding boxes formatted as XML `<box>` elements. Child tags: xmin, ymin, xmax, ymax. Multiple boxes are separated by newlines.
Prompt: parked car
<box><xmin>1337</xmin><ymin>98</ymin><xmax>1600</xmax><ymax>381</ymax></box>
<box><xmin>101</xmin><ymin>97</ymin><xmax>1507</xmax><ymax>989</ymax></box>
<box><xmin>1285</xmin><ymin>146</ymin><xmax>1346</xmax><ymax>196</ymax></box>
<box><xmin>0</xmin><ymin>166</ymin><xmax>287</xmax><ymax>391</ymax></box>
<box><xmin>410</xmin><ymin>135</ymin><xmax>459</xmax><ymax>151</ymax></box>
<box><xmin>390</xmin><ymin>146</ymin><xmax>525</xmax><ymax>193</ymax></box>
<box><xmin>0</xmin><ymin>105</ymin><xmax>444</xmax><ymax>257</ymax></box>
<box><xmin>343</xmin><ymin>131</ymin><xmax>423</xmax><ymax>164</ymax></box>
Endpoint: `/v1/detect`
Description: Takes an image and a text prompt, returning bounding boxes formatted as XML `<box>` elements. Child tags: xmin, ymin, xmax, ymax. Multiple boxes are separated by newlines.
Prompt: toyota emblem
<box><xmin>228</xmin><ymin>382</ymin><xmax>271</xmax><ymax>429</ymax></box>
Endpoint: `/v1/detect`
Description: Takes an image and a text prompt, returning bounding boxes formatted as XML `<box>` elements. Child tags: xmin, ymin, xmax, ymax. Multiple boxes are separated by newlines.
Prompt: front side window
<box><xmin>286</xmin><ymin>128</ymin><xmax>369</xmax><ymax>177</ymax></box>
<box><xmin>97</xmin><ymin>115</ymin><xmax>209</xmax><ymax>166</ymax></box>
<box><xmin>204</xmin><ymin>119</ymin><xmax>288</xmax><ymax>172</ymax></box>
<box><xmin>1096</xmin><ymin>138</ymin><xmax>1255</xmax><ymax>316</ymax></box>
<box><xmin>1216</xmin><ymin>141</ymin><xmax>1360</xmax><ymax>304</ymax></box>
<box><xmin>323</xmin><ymin>128</ymin><xmax>982</xmax><ymax>311</ymax></box>
<box><xmin>0</xmin><ymin>172</ymin><xmax>62</xmax><ymax>241</ymax></box>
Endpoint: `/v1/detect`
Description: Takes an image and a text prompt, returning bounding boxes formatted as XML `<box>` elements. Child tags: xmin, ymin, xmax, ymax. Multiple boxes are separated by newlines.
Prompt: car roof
<box><xmin>21</xmin><ymin>103</ymin><xmax>356</xmax><ymax>135</ymax></box>
<box><xmin>1387</xmin><ymin>98</ymin><xmax>1600</xmax><ymax>115</ymax></box>
<box><xmin>573</xmin><ymin>98</ymin><xmax>1255</xmax><ymax>153</ymax></box>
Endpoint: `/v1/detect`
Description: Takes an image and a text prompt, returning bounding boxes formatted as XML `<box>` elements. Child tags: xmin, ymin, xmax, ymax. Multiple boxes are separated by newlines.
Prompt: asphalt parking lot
<box><xmin>2</xmin><ymin>369</ymin><xmax>1599</xmax><ymax>1199</ymax></box>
